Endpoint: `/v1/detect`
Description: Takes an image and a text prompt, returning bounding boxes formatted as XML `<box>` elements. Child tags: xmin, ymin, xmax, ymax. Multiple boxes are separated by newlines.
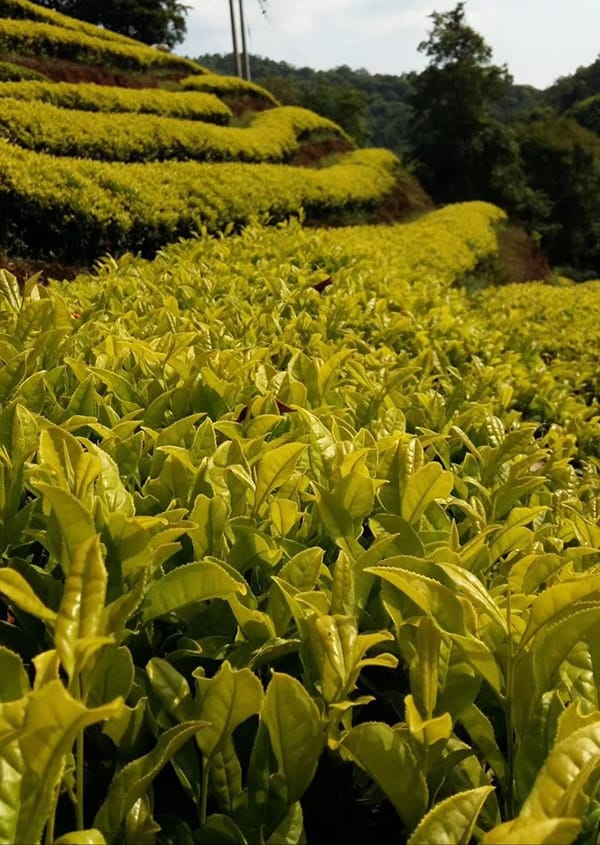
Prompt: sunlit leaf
<box><xmin>0</xmin><ymin>648</ymin><xmax>27</xmax><ymax>713</ymax></box>
<box><xmin>0</xmin><ymin>681</ymin><xmax>121</xmax><ymax>845</ymax></box>
<box><xmin>141</xmin><ymin>561</ymin><xmax>245</xmax><ymax>621</ymax></box>
<box><xmin>262</xmin><ymin>672</ymin><xmax>324</xmax><ymax>805</ymax></box>
<box><xmin>0</xmin><ymin>568</ymin><xmax>57</xmax><ymax>623</ymax></box>
<box><xmin>192</xmin><ymin>661</ymin><xmax>264</xmax><ymax>760</ymax></box>
<box><xmin>401</xmin><ymin>463</ymin><xmax>453</xmax><ymax>524</ymax></box>
<box><xmin>94</xmin><ymin>721</ymin><xmax>208</xmax><ymax>842</ymax></box>
<box><xmin>407</xmin><ymin>786</ymin><xmax>493</xmax><ymax>844</ymax></box>
<box><xmin>254</xmin><ymin>443</ymin><xmax>305</xmax><ymax>513</ymax></box>
<box><xmin>55</xmin><ymin>535</ymin><xmax>107</xmax><ymax>678</ymax></box>
<box><xmin>482</xmin><ymin>818</ymin><xmax>581</xmax><ymax>844</ymax></box>
<box><xmin>338</xmin><ymin>722</ymin><xmax>428</xmax><ymax>831</ymax></box>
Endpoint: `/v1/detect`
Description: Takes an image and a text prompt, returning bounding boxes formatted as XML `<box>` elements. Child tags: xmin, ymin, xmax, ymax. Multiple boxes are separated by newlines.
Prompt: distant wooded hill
<box><xmin>196</xmin><ymin>52</ymin><xmax>600</xmax><ymax>277</ymax></box>
<box><xmin>196</xmin><ymin>52</ymin><xmax>546</xmax><ymax>153</ymax></box>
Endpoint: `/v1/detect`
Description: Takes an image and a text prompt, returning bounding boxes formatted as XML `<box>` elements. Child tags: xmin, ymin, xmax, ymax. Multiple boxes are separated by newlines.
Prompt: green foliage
<box><xmin>405</xmin><ymin>3</ymin><xmax>600</xmax><ymax>275</ymax></box>
<box><xmin>516</xmin><ymin>117</ymin><xmax>600</xmax><ymax>273</ymax></box>
<box><xmin>546</xmin><ymin>55</ymin><xmax>600</xmax><ymax>112</ymax></box>
<box><xmin>408</xmin><ymin>2</ymin><xmax>526</xmax><ymax>211</ymax></box>
<box><xmin>199</xmin><ymin>53</ymin><xmax>415</xmax><ymax>155</ymax></box>
<box><xmin>292</xmin><ymin>78</ymin><xmax>369</xmax><ymax>146</ymax></box>
<box><xmin>570</xmin><ymin>94</ymin><xmax>600</xmax><ymax>136</ymax></box>
<box><xmin>416</xmin><ymin>2</ymin><xmax>495</xmax><ymax>68</ymax></box>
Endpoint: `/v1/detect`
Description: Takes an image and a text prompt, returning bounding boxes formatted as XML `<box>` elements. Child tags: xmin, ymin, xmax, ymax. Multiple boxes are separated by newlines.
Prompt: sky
<box><xmin>178</xmin><ymin>0</ymin><xmax>600</xmax><ymax>90</ymax></box>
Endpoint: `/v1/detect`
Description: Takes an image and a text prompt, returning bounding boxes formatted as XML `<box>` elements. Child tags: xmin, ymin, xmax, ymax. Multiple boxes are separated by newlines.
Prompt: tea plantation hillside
<box><xmin>0</xmin><ymin>0</ymin><xmax>431</xmax><ymax>265</ymax></box>
<box><xmin>1</xmin><ymin>3</ymin><xmax>600</xmax><ymax>845</ymax></box>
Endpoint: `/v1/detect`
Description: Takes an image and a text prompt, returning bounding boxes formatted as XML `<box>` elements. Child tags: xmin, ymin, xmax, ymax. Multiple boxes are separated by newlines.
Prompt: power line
<box><xmin>229</xmin><ymin>0</ymin><xmax>306</xmax><ymax>79</ymax></box>
<box><xmin>253</xmin><ymin>3</ymin><xmax>309</xmax><ymax>68</ymax></box>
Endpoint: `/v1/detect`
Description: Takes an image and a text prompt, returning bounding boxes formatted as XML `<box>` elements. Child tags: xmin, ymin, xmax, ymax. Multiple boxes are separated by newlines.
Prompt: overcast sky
<box><xmin>178</xmin><ymin>0</ymin><xmax>600</xmax><ymax>90</ymax></box>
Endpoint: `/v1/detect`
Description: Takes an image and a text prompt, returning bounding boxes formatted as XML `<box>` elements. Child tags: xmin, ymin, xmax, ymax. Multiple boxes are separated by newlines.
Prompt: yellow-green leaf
<box><xmin>0</xmin><ymin>568</ymin><xmax>57</xmax><ymax>623</ymax></box>
<box><xmin>520</xmin><ymin>574</ymin><xmax>600</xmax><ymax>650</ymax></box>
<box><xmin>94</xmin><ymin>721</ymin><xmax>207</xmax><ymax>842</ymax></box>
<box><xmin>141</xmin><ymin>561</ymin><xmax>245</xmax><ymax>622</ymax></box>
<box><xmin>0</xmin><ymin>681</ymin><xmax>121</xmax><ymax>845</ymax></box>
<box><xmin>338</xmin><ymin>722</ymin><xmax>427</xmax><ymax>832</ymax></box>
<box><xmin>520</xmin><ymin>718</ymin><xmax>600</xmax><ymax>820</ymax></box>
<box><xmin>192</xmin><ymin>661</ymin><xmax>264</xmax><ymax>760</ymax></box>
<box><xmin>408</xmin><ymin>786</ymin><xmax>494</xmax><ymax>844</ymax></box>
<box><xmin>262</xmin><ymin>672</ymin><xmax>324</xmax><ymax>805</ymax></box>
<box><xmin>401</xmin><ymin>463</ymin><xmax>453</xmax><ymax>524</ymax></box>
<box><xmin>369</xmin><ymin>566</ymin><xmax>466</xmax><ymax>635</ymax></box>
<box><xmin>53</xmin><ymin>831</ymin><xmax>107</xmax><ymax>844</ymax></box>
<box><xmin>0</xmin><ymin>646</ymin><xmax>30</xmax><ymax>701</ymax></box>
<box><xmin>33</xmin><ymin>483</ymin><xmax>96</xmax><ymax>573</ymax></box>
<box><xmin>55</xmin><ymin>535</ymin><xmax>107</xmax><ymax>679</ymax></box>
<box><xmin>482</xmin><ymin>818</ymin><xmax>581</xmax><ymax>844</ymax></box>
<box><xmin>254</xmin><ymin>443</ymin><xmax>305</xmax><ymax>513</ymax></box>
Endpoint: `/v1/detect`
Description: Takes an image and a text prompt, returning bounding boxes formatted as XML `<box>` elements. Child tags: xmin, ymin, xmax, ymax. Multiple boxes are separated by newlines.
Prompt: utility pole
<box><xmin>238</xmin><ymin>0</ymin><xmax>251</xmax><ymax>81</ymax></box>
<box><xmin>228</xmin><ymin>0</ymin><xmax>242</xmax><ymax>78</ymax></box>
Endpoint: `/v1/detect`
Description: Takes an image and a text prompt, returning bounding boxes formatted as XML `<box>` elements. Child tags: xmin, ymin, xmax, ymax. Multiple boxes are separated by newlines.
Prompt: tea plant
<box><xmin>0</xmin><ymin>204</ymin><xmax>599</xmax><ymax>843</ymax></box>
<box><xmin>0</xmin><ymin>100</ymin><xmax>348</xmax><ymax>162</ymax></box>
<box><xmin>0</xmin><ymin>80</ymin><xmax>233</xmax><ymax>123</ymax></box>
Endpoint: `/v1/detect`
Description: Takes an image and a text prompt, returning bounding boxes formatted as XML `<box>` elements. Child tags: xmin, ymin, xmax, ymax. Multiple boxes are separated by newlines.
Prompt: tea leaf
<box><xmin>192</xmin><ymin>662</ymin><xmax>264</xmax><ymax>760</ymax></box>
<box><xmin>407</xmin><ymin>786</ymin><xmax>494</xmax><ymax>844</ymax></box>
<box><xmin>55</xmin><ymin>535</ymin><xmax>107</xmax><ymax>679</ymax></box>
<box><xmin>0</xmin><ymin>568</ymin><xmax>57</xmax><ymax>623</ymax></box>
<box><xmin>481</xmin><ymin>818</ymin><xmax>581</xmax><ymax>844</ymax></box>
<box><xmin>338</xmin><ymin>722</ymin><xmax>428</xmax><ymax>831</ymax></box>
<box><xmin>262</xmin><ymin>672</ymin><xmax>324</xmax><ymax>805</ymax></box>
<box><xmin>94</xmin><ymin>721</ymin><xmax>208</xmax><ymax>842</ymax></box>
<box><xmin>0</xmin><ymin>681</ymin><xmax>121</xmax><ymax>845</ymax></box>
<box><xmin>254</xmin><ymin>443</ymin><xmax>305</xmax><ymax>513</ymax></box>
<box><xmin>402</xmin><ymin>463</ymin><xmax>453</xmax><ymax>524</ymax></box>
<box><xmin>141</xmin><ymin>561</ymin><xmax>245</xmax><ymax>621</ymax></box>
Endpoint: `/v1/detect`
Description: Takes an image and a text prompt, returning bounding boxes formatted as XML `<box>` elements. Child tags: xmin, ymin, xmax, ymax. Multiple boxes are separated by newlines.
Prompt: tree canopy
<box><xmin>36</xmin><ymin>0</ymin><xmax>189</xmax><ymax>48</ymax></box>
<box><xmin>408</xmin><ymin>2</ymin><xmax>518</xmax><ymax>204</ymax></box>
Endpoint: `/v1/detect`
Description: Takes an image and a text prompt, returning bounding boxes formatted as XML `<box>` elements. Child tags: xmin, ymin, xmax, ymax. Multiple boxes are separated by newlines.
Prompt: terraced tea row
<box><xmin>0</xmin><ymin>80</ymin><xmax>233</xmax><ymax>122</ymax></box>
<box><xmin>0</xmin><ymin>99</ymin><xmax>349</xmax><ymax>161</ymax></box>
<box><xmin>180</xmin><ymin>73</ymin><xmax>280</xmax><ymax>108</ymax></box>
<box><xmin>0</xmin><ymin>142</ymin><xmax>398</xmax><ymax>259</ymax></box>
<box><xmin>0</xmin><ymin>16</ymin><xmax>202</xmax><ymax>74</ymax></box>
<box><xmin>0</xmin><ymin>0</ymin><xmax>148</xmax><ymax>45</ymax></box>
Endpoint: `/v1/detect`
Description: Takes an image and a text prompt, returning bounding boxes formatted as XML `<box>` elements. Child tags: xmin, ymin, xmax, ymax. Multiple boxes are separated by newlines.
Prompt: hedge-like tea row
<box><xmin>0</xmin><ymin>58</ymin><xmax>44</xmax><ymax>80</ymax></box>
<box><xmin>181</xmin><ymin>73</ymin><xmax>280</xmax><ymax>107</ymax></box>
<box><xmin>0</xmin><ymin>141</ymin><xmax>397</xmax><ymax>258</ymax></box>
<box><xmin>0</xmin><ymin>17</ymin><xmax>202</xmax><ymax>73</ymax></box>
<box><xmin>0</xmin><ymin>80</ymin><xmax>232</xmax><ymax>122</ymax></box>
<box><xmin>0</xmin><ymin>0</ymin><xmax>144</xmax><ymax>45</ymax></box>
<box><xmin>0</xmin><ymin>99</ymin><xmax>349</xmax><ymax>161</ymax></box>
<box><xmin>476</xmin><ymin>278</ymin><xmax>600</xmax><ymax>405</ymax></box>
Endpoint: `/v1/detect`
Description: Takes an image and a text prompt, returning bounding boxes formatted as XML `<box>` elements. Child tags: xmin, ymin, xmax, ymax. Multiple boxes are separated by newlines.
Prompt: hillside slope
<box><xmin>0</xmin><ymin>0</ymin><xmax>432</xmax><ymax>267</ymax></box>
